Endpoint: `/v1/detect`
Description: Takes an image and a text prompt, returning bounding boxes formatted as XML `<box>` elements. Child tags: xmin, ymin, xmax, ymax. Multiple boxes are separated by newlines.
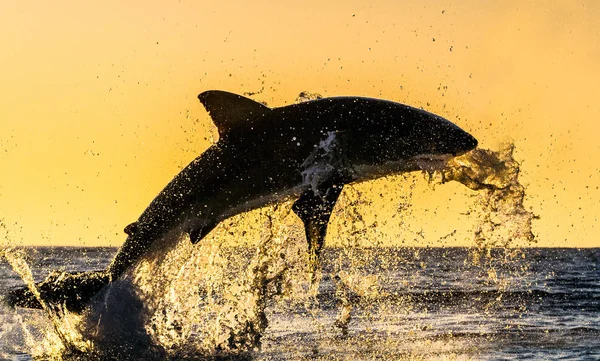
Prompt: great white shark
<box><xmin>6</xmin><ymin>90</ymin><xmax>477</xmax><ymax>312</ymax></box>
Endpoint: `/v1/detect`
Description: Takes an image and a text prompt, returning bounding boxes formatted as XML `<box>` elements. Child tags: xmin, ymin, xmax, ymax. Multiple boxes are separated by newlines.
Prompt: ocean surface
<box><xmin>0</xmin><ymin>247</ymin><xmax>598</xmax><ymax>360</ymax></box>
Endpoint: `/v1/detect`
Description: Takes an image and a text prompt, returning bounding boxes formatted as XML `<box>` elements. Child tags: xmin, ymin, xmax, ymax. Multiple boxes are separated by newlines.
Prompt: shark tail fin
<box><xmin>4</xmin><ymin>270</ymin><xmax>110</xmax><ymax>314</ymax></box>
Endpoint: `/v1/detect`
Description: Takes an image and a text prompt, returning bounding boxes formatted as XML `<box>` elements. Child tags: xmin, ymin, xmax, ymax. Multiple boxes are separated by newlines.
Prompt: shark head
<box><xmin>406</xmin><ymin>111</ymin><xmax>478</xmax><ymax>172</ymax></box>
<box><xmin>342</xmin><ymin>98</ymin><xmax>478</xmax><ymax>176</ymax></box>
<box><xmin>399</xmin><ymin>108</ymin><xmax>478</xmax><ymax>158</ymax></box>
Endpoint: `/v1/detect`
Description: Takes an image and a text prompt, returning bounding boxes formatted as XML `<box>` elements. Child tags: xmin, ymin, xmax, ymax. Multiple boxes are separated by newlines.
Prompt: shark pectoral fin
<box><xmin>292</xmin><ymin>181</ymin><xmax>345</xmax><ymax>277</ymax></box>
<box><xmin>189</xmin><ymin>221</ymin><xmax>218</xmax><ymax>245</ymax></box>
<box><xmin>198</xmin><ymin>90</ymin><xmax>272</xmax><ymax>136</ymax></box>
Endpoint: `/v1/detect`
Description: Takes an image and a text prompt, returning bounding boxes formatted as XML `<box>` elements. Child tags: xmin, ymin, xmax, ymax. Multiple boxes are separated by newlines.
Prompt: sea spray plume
<box><xmin>426</xmin><ymin>143</ymin><xmax>538</xmax><ymax>314</ymax></box>
<box><xmin>5</xmin><ymin>90</ymin><xmax>477</xmax><ymax>315</ymax></box>
<box><xmin>0</xmin><ymin>222</ymin><xmax>87</xmax><ymax>357</ymax></box>
<box><xmin>1</xmin><ymin>250</ymin><xmax>91</xmax><ymax>357</ymax></box>
<box><xmin>72</xmin><ymin>205</ymin><xmax>295</xmax><ymax>359</ymax></box>
<box><xmin>433</xmin><ymin>144</ymin><xmax>536</xmax><ymax>250</ymax></box>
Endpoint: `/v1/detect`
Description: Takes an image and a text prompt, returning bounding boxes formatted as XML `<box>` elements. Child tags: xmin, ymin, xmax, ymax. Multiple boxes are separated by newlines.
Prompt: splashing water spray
<box><xmin>434</xmin><ymin>144</ymin><xmax>537</xmax><ymax>270</ymax></box>
<box><xmin>1</xmin><ymin>223</ymin><xmax>92</xmax><ymax>359</ymax></box>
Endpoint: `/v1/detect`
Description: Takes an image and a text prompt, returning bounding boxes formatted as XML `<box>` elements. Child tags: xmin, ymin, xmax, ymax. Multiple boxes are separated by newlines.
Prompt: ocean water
<box><xmin>1</xmin><ymin>246</ymin><xmax>598</xmax><ymax>360</ymax></box>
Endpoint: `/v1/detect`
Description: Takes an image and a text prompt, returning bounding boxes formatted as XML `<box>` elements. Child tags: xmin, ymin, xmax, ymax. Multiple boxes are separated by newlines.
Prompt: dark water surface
<box><xmin>1</xmin><ymin>247</ymin><xmax>598</xmax><ymax>360</ymax></box>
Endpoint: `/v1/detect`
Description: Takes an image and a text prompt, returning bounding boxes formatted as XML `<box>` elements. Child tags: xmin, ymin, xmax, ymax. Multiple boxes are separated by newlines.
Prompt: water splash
<box><xmin>435</xmin><ymin>144</ymin><xmax>536</xmax><ymax>250</ymax></box>
<box><xmin>57</xmin><ymin>204</ymin><xmax>310</xmax><ymax>360</ymax></box>
<box><xmin>426</xmin><ymin>144</ymin><xmax>538</xmax><ymax>318</ymax></box>
<box><xmin>1</xmin><ymin>245</ymin><xmax>90</xmax><ymax>359</ymax></box>
<box><xmin>316</xmin><ymin>143</ymin><xmax>538</xmax><ymax>341</ymax></box>
<box><xmin>295</xmin><ymin>91</ymin><xmax>323</xmax><ymax>103</ymax></box>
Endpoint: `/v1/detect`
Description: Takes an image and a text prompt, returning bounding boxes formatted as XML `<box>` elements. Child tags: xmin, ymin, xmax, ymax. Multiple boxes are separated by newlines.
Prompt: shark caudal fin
<box><xmin>4</xmin><ymin>270</ymin><xmax>110</xmax><ymax>314</ymax></box>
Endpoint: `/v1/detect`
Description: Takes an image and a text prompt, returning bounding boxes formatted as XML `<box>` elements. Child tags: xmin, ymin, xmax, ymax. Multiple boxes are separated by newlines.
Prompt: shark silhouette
<box><xmin>6</xmin><ymin>90</ymin><xmax>477</xmax><ymax>312</ymax></box>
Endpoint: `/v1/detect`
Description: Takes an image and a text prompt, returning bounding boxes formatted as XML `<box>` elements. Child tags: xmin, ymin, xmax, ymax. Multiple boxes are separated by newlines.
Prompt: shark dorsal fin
<box><xmin>198</xmin><ymin>90</ymin><xmax>271</xmax><ymax>136</ymax></box>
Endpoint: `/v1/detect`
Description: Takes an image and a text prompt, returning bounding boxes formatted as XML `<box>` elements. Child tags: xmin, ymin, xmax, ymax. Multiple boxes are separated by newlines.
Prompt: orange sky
<box><xmin>0</xmin><ymin>0</ymin><xmax>599</xmax><ymax>247</ymax></box>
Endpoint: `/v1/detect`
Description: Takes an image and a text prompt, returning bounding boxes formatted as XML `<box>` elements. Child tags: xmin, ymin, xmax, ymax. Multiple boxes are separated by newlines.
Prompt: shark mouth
<box><xmin>413</xmin><ymin>154</ymin><xmax>453</xmax><ymax>173</ymax></box>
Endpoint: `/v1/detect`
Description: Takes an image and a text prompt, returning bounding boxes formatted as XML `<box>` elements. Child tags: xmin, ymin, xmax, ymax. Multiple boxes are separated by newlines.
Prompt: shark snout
<box><xmin>453</xmin><ymin>131</ymin><xmax>478</xmax><ymax>156</ymax></box>
<box><xmin>422</xmin><ymin>114</ymin><xmax>478</xmax><ymax>157</ymax></box>
<box><xmin>435</xmin><ymin>122</ymin><xmax>478</xmax><ymax>156</ymax></box>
